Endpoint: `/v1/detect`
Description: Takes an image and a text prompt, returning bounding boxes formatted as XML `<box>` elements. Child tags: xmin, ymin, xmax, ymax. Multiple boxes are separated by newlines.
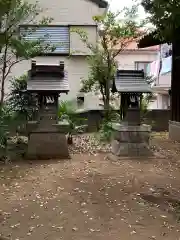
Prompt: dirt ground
<box><xmin>1</xmin><ymin>133</ymin><xmax>180</xmax><ymax>240</ymax></box>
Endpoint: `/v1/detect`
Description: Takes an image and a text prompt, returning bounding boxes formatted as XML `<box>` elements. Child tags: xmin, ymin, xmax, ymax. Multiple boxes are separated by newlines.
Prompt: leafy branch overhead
<box><xmin>141</xmin><ymin>0</ymin><xmax>180</xmax><ymax>41</ymax></box>
<box><xmin>72</xmin><ymin>6</ymin><xmax>146</xmax><ymax>110</ymax></box>
<box><xmin>0</xmin><ymin>0</ymin><xmax>55</xmax><ymax>105</ymax></box>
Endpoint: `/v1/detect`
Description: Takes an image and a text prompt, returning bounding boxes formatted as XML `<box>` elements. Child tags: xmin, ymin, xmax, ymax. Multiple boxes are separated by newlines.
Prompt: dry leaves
<box><xmin>1</xmin><ymin>132</ymin><xmax>180</xmax><ymax>239</ymax></box>
<box><xmin>69</xmin><ymin>134</ymin><xmax>111</xmax><ymax>154</ymax></box>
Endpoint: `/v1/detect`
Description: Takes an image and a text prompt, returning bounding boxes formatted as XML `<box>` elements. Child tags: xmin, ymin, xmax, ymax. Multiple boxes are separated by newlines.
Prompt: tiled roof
<box><xmin>125</xmin><ymin>41</ymin><xmax>159</xmax><ymax>51</ymax></box>
<box><xmin>115</xmin><ymin>39</ymin><xmax>159</xmax><ymax>51</ymax></box>
<box><xmin>27</xmin><ymin>70</ymin><xmax>69</xmax><ymax>92</ymax></box>
<box><xmin>115</xmin><ymin>70</ymin><xmax>152</xmax><ymax>93</ymax></box>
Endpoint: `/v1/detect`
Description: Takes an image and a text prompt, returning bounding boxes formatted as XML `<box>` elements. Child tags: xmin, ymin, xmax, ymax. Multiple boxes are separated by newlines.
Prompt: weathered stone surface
<box><xmin>169</xmin><ymin>120</ymin><xmax>180</xmax><ymax>142</ymax></box>
<box><xmin>113</xmin><ymin>129</ymin><xmax>150</xmax><ymax>143</ymax></box>
<box><xmin>27</xmin><ymin>132</ymin><xmax>70</xmax><ymax>160</ymax></box>
<box><xmin>113</xmin><ymin>130</ymin><xmax>129</xmax><ymax>142</ymax></box>
<box><xmin>111</xmin><ymin>123</ymin><xmax>152</xmax><ymax>157</ymax></box>
<box><xmin>111</xmin><ymin>140</ymin><xmax>119</xmax><ymax>155</ymax></box>
<box><xmin>123</xmin><ymin>108</ymin><xmax>141</xmax><ymax>126</ymax></box>
<box><xmin>139</xmin><ymin>132</ymin><xmax>150</xmax><ymax>143</ymax></box>
<box><xmin>27</xmin><ymin>121</ymin><xmax>38</xmax><ymax>133</ymax></box>
<box><xmin>130</xmin><ymin>131</ymin><xmax>150</xmax><ymax>143</ymax></box>
<box><xmin>112</xmin><ymin>140</ymin><xmax>129</xmax><ymax>156</ymax></box>
<box><xmin>56</xmin><ymin>121</ymin><xmax>70</xmax><ymax>133</ymax></box>
<box><xmin>137</xmin><ymin>143</ymin><xmax>152</xmax><ymax>156</ymax></box>
<box><xmin>127</xmin><ymin>143</ymin><xmax>138</xmax><ymax>156</ymax></box>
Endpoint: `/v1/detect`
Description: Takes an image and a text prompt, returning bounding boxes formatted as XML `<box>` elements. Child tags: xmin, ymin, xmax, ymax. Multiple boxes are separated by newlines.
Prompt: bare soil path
<box><xmin>1</xmin><ymin>133</ymin><xmax>180</xmax><ymax>240</ymax></box>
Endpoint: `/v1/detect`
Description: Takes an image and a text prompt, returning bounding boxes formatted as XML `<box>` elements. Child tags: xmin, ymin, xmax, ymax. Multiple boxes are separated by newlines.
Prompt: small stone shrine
<box><xmin>27</xmin><ymin>60</ymin><xmax>70</xmax><ymax>159</ymax></box>
<box><xmin>112</xmin><ymin>70</ymin><xmax>152</xmax><ymax>157</ymax></box>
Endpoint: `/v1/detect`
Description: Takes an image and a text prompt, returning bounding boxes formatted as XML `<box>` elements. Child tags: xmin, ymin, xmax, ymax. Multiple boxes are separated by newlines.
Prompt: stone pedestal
<box><xmin>123</xmin><ymin>108</ymin><xmax>141</xmax><ymax>125</ymax></box>
<box><xmin>26</xmin><ymin>61</ymin><xmax>70</xmax><ymax>160</ymax></box>
<box><xmin>169</xmin><ymin>120</ymin><xmax>180</xmax><ymax>141</ymax></box>
<box><xmin>27</xmin><ymin>121</ymin><xmax>70</xmax><ymax>160</ymax></box>
<box><xmin>111</xmin><ymin>123</ymin><xmax>152</xmax><ymax>157</ymax></box>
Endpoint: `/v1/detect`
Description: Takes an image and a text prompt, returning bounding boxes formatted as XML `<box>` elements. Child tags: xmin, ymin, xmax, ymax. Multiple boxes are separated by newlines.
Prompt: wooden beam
<box><xmin>138</xmin><ymin>30</ymin><xmax>165</xmax><ymax>48</ymax></box>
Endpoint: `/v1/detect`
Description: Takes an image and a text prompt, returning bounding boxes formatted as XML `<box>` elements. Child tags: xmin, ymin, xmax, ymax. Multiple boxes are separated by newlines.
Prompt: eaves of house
<box><xmin>114</xmin><ymin>39</ymin><xmax>159</xmax><ymax>54</ymax></box>
<box><xmin>90</xmin><ymin>0</ymin><xmax>108</xmax><ymax>8</ymax></box>
<box><xmin>138</xmin><ymin>31</ymin><xmax>166</xmax><ymax>48</ymax></box>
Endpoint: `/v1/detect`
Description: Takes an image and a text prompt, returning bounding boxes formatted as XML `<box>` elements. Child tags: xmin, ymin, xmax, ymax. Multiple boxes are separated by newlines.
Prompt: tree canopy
<box><xmin>141</xmin><ymin>0</ymin><xmax>180</xmax><ymax>41</ymax></box>
<box><xmin>0</xmin><ymin>0</ymin><xmax>54</xmax><ymax>104</ymax></box>
<box><xmin>74</xmin><ymin>6</ymin><xmax>144</xmax><ymax>114</ymax></box>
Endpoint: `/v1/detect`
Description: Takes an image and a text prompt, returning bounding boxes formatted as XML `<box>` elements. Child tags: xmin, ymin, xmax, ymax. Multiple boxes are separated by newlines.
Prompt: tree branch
<box><xmin>4</xmin><ymin>58</ymin><xmax>25</xmax><ymax>80</ymax></box>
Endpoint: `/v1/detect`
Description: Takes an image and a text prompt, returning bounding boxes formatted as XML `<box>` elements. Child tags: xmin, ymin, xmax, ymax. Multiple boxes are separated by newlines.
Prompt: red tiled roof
<box><xmin>124</xmin><ymin>40</ymin><xmax>159</xmax><ymax>51</ymax></box>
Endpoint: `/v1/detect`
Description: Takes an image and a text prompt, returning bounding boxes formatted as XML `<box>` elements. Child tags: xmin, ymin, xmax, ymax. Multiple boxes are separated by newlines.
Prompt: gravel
<box><xmin>6</xmin><ymin>134</ymin><xmax>111</xmax><ymax>158</ymax></box>
<box><xmin>68</xmin><ymin>134</ymin><xmax>111</xmax><ymax>154</ymax></box>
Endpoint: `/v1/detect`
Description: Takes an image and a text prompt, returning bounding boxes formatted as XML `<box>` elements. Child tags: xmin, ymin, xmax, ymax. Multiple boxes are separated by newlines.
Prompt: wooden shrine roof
<box><xmin>27</xmin><ymin>61</ymin><xmax>69</xmax><ymax>93</ymax></box>
<box><xmin>114</xmin><ymin>70</ymin><xmax>152</xmax><ymax>93</ymax></box>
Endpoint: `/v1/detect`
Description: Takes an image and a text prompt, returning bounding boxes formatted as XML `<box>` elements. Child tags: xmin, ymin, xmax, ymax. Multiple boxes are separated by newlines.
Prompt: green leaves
<box><xmin>0</xmin><ymin>104</ymin><xmax>13</xmax><ymax>153</ymax></box>
<box><xmin>58</xmin><ymin>101</ymin><xmax>87</xmax><ymax>135</ymax></box>
<box><xmin>0</xmin><ymin>0</ymin><xmax>12</xmax><ymax>17</ymax></box>
<box><xmin>74</xmin><ymin>6</ymin><xmax>143</xmax><ymax>112</ymax></box>
<box><xmin>58</xmin><ymin>101</ymin><xmax>76</xmax><ymax>120</ymax></box>
<box><xmin>8</xmin><ymin>74</ymin><xmax>38</xmax><ymax>120</ymax></box>
<box><xmin>141</xmin><ymin>0</ymin><xmax>180</xmax><ymax>41</ymax></box>
<box><xmin>0</xmin><ymin>0</ymin><xmax>54</xmax><ymax>104</ymax></box>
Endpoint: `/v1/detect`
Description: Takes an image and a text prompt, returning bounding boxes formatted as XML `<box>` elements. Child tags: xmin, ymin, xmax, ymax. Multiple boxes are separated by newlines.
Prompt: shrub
<box><xmin>58</xmin><ymin>100</ymin><xmax>87</xmax><ymax>144</ymax></box>
<box><xmin>0</xmin><ymin>105</ymin><xmax>13</xmax><ymax>160</ymax></box>
<box><xmin>8</xmin><ymin>74</ymin><xmax>38</xmax><ymax>121</ymax></box>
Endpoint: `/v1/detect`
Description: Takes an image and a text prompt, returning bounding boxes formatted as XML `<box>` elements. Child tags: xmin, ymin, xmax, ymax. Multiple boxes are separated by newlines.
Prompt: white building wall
<box><xmin>116</xmin><ymin>51</ymin><xmax>158</xmax><ymax>70</ymax></box>
<box><xmin>2</xmin><ymin>0</ymin><xmax>107</xmax><ymax>109</ymax></box>
<box><xmin>29</xmin><ymin>0</ymin><xmax>104</xmax><ymax>25</ymax></box>
<box><xmin>150</xmin><ymin>44</ymin><xmax>172</xmax><ymax>109</ymax></box>
<box><xmin>70</xmin><ymin>25</ymin><xmax>97</xmax><ymax>55</ymax></box>
<box><xmin>156</xmin><ymin>94</ymin><xmax>170</xmax><ymax>109</ymax></box>
<box><xmin>156</xmin><ymin>72</ymin><xmax>171</xmax><ymax>87</ymax></box>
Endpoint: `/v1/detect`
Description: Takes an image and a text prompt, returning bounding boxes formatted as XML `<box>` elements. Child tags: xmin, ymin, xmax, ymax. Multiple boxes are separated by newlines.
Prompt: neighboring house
<box><xmin>98</xmin><ymin>40</ymin><xmax>159</xmax><ymax>109</ymax></box>
<box><xmin>114</xmin><ymin>41</ymin><xmax>159</xmax><ymax>109</ymax></box>
<box><xmin>5</xmin><ymin>0</ymin><xmax>108</xmax><ymax>109</ymax></box>
<box><xmin>116</xmin><ymin>40</ymin><xmax>159</xmax><ymax>73</ymax></box>
<box><xmin>148</xmin><ymin>43</ymin><xmax>172</xmax><ymax>109</ymax></box>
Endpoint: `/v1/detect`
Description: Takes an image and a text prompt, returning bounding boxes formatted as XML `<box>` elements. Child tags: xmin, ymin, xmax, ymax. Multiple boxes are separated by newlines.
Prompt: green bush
<box><xmin>98</xmin><ymin>120</ymin><xmax>112</xmax><ymax>142</ymax></box>
<box><xmin>8</xmin><ymin>74</ymin><xmax>38</xmax><ymax>121</ymax></box>
<box><xmin>0</xmin><ymin>105</ymin><xmax>13</xmax><ymax>160</ymax></box>
<box><xmin>58</xmin><ymin>100</ymin><xmax>76</xmax><ymax>120</ymax></box>
<box><xmin>0</xmin><ymin>74</ymin><xmax>38</xmax><ymax>161</ymax></box>
<box><xmin>58</xmin><ymin>100</ymin><xmax>87</xmax><ymax>144</ymax></box>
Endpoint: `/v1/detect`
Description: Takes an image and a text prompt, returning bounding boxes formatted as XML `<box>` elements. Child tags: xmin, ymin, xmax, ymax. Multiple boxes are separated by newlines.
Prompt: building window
<box><xmin>135</xmin><ymin>61</ymin><xmax>151</xmax><ymax>75</ymax></box>
<box><xmin>20</xmin><ymin>26</ymin><xmax>70</xmax><ymax>55</ymax></box>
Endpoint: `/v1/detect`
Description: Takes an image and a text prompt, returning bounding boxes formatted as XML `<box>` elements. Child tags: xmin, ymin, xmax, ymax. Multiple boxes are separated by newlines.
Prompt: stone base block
<box><xmin>27</xmin><ymin>132</ymin><xmax>70</xmax><ymax>160</ymax></box>
<box><xmin>112</xmin><ymin>140</ymin><xmax>128</xmax><ymax>156</ymax></box>
<box><xmin>111</xmin><ymin>123</ymin><xmax>152</xmax><ymax>157</ymax></box>
<box><xmin>169</xmin><ymin>120</ymin><xmax>180</xmax><ymax>142</ymax></box>
<box><xmin>112</xmin><ymin>140</ymin><xmax>151</xmax><ymax>157</ymax></box>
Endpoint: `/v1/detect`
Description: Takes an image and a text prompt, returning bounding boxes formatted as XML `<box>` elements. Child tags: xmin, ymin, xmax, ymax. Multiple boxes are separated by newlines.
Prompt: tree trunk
<box><xmin>0</xmin><ymin>43</ymin><xmax>8</xmax><ymax>106</ymax></box>
<box><xmin>104</xmin><ymin>55</ymin><xmax>111</xmax><ymax>120</ymax></box>
<box><xmin>105</xmin><ymin>83</ymin><xmax>110</xmax><ymax>109</ymax></box>
<box><xmin>171</xmin><ymin>28</ymin><xmax>180</xmax><ymax>122</ymax></box>
<box><xmin>100</xmin><ymin>84</ymin><xmax>106</xmax><ymax>107</ymax></box>
<box><xmin>104</xmin><ymin>80</ymin><xmax>110</xmax><ymax>120</ymax></box>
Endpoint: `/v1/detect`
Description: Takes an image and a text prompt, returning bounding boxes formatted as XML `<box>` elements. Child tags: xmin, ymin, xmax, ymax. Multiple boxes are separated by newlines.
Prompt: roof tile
<box><xmin>27</xmin><ymin>71</ymin><xmax>69</xmax><ymax>92</ymax></box>
<box><xmin>115</xmin><ymin>70</ymin><xmax>152</xmax><ymax>93</ymax></box>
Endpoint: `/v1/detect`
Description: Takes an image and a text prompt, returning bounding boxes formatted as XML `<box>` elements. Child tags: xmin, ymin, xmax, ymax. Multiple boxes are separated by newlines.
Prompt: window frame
<box><xmin>19</xmin><ymin>24</ymin><xmax>70</xmax><ymax>56</ymax></box>
<box><xmin>19</xmin><ymin>24</ymin><xmax>98</xmax><ymax>57</ymax></box>
<box><xmin>134</xmin><ymin>61</ymin><xmax>151</xmax><ymax>74</ymax></box>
